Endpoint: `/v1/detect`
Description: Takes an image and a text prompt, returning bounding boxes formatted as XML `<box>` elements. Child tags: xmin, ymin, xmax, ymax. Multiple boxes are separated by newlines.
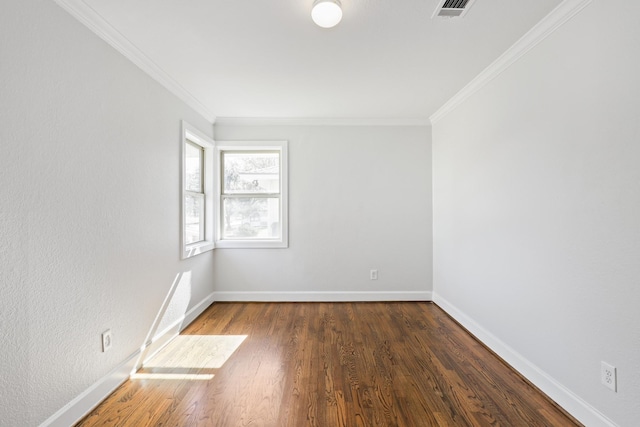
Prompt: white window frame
<box><xmin>181</xmin><ymin>121</ymin><xmax>215</xmax><ymax>259</ymax></box>
<box><xmin>215</xmin><ymin>140</ymin><xmax>288</xmax><ymax>249</ymax></box>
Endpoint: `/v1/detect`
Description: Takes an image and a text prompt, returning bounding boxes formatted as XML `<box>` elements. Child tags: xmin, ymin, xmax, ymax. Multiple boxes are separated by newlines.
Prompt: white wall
<box><xmin>432</xmin><ymin>1</ymin><xmax>640</xmax><ymax>426</ymax></box>
<box><xmin>213</xmin><ymin>124</ymin><xmax>432</xmax><ymax>301</ymax></box>
<box><xmin>0</xmin><ymin>0</ymin><xmax>215</xmax><ymax>425</ymax></box>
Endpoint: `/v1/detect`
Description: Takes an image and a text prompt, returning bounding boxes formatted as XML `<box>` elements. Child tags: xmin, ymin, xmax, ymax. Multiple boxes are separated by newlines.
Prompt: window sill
<box><xmin>182</xmin><ymin>241</ymin><xmax>214</xmax><ymax>259</ymax></box>
<box><xmin>214</xmin><ymin>239</ymin><xmax>288</xmax><ymax>249</ymax></box>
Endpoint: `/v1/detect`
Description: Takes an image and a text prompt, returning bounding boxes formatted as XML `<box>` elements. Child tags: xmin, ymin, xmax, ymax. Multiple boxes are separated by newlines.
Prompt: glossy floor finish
<box><xmin>77</xmin><ymin>302</ymin><xmax>581</xmax><ymax>426</ymax></box>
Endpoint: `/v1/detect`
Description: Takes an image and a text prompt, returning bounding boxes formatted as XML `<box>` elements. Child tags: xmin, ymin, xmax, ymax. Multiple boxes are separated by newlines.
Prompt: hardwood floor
<box><xmin>77</xmin><ymin>302</ymin><xmax>581</xmax><ymax>426</ymax></box>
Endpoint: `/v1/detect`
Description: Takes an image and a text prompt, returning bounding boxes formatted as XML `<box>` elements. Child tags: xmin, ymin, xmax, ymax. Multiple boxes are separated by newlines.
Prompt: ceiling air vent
<box><xmin>432</xmin><ymin>0</ymin><xmax>477</xmax><ymax>18</ymax></box>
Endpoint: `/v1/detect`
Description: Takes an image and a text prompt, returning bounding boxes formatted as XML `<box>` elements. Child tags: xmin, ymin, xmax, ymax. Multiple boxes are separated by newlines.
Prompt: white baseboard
<box><xmin>39</xmin><ymin>292</ymin><xmax>215</xmax><ymax>427</ymax></box>
<box><xmin>39</xmin><ymin>348</ymin><xmax>142</xmax><ymax>427</ymax></box>
<box><xmin>432</xmin><ymin>293</ymin><xmax>618</xmax><ymax>427</ymax></box>
<box><xmin>212</xmin><ymin>291</ymin><xmax>432</xmax><ymax>302</ymax></box>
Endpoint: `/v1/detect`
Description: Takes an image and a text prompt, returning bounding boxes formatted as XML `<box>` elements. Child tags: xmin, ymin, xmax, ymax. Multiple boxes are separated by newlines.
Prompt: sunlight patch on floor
<box><xmin>130</xmin><ymin>335</ymin><xmax>247</xmax><ymax>381</ymax></box>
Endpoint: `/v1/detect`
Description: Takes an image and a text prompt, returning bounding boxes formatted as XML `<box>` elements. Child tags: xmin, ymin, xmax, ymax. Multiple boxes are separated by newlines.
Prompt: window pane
<box><xmin>185</xmin><ymin>193</ymin><xmax>205</xmax><ymax>244</ymax></box>
<box><xmin>223</xmin><ymin>152</ymin><xmax>279</xmax><ymax>194</ymax></box>
<box><xmin>222</xmin><ymin>197</ymin><xmax>280</xmax><ymax>239</ymax></box>
<box><xmin>185</xmin><ymin>142</ymin><xmax>203</xmax><ymax>192</ymax></box>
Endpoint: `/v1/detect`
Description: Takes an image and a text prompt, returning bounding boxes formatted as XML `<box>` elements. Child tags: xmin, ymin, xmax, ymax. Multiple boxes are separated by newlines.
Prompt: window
<box><xmin>184</xmin><ymin>141</ymin><xmax>205</xmax><ymax>244</ymax></box>
<box><xmin>181</xmin><ymin>121</ymin><xmax>214</xmax><ymax>258</ymax></box>
<box><xmin>216</xmin><ymin>141</ymin><xmax>288</xmax><ymax>248</ymax></box>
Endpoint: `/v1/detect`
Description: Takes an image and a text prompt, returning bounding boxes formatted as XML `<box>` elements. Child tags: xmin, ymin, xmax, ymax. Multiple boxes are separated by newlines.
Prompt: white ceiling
<box><xmin>62</xmin><ymin>0</ymin><xmax>562</xmax><ymax>122</ymax></box>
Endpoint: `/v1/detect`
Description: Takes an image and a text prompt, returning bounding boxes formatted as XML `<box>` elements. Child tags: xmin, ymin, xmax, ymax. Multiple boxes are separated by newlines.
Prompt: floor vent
<box><xmin>432</xmin><ymin>0</ymin><xmax>477</xmax><ymax>18</ymax></box>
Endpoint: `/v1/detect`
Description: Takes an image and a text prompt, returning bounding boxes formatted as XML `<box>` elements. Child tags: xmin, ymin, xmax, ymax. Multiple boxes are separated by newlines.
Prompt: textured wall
<box><xmin>0</xmin><ymin>0</ymin><xmax>214</xmax><ymax>425</ymax></box>
<box><xmin>213</xmin><ymin>125</ymin><xmax>432</xmax><ymax>299</ymax></box>
<box><xmin>432</xmin><ymin>1</ymin><xmax>640</xmax><ymax>425</ymax></box>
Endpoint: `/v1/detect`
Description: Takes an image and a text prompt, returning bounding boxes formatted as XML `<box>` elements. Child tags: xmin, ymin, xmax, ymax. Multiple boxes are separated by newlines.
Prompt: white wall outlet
<box><xmin>102</xmin><ymin>329</ymin><xmax>113</xmax><ymax>352</ymax></box>
<box><xmin>601</xmin><ymin>361</ymin><xmax>617</xmax><ymax>392</ymax></box>
<box><xmin>370</xmin><ymin>269</ymin><xmax>378</xmax><ymax>280</ymax></box>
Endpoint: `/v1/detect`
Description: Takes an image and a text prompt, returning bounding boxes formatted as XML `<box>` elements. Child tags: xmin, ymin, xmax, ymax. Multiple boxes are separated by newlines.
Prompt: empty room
<box><xmin>1</xmin><ymin>0</ymin><xmax>638</xmax><ymax>426</ymax></box>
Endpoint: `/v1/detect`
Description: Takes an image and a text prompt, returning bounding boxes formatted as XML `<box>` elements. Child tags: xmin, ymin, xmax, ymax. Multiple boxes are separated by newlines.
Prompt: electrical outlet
<box><xmin>370</xmin><ymin>269</ymin><xmax>378</xmax><ymax>280</ymax></box>
<box><xmin>601</xmin><ymin>361</ymin><xmax>616</xmax><ymax>392</ymax></box>
<box><xmin>102</xmin><ymin>329</ymin><xmax>113</xmax><ymax>352</ymax></box>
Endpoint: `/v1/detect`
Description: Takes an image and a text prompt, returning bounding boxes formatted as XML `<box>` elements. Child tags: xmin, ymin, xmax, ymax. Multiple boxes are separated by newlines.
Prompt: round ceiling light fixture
<box><xmin>311</xmin><ymin>0</ymin><xmax>343</xmax><ymax>29</ymax></box>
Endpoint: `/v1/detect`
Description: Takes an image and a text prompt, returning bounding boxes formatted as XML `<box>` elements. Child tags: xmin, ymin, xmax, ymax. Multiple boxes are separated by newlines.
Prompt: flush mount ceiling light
<box><xmin>311</xmin><ymin>0</ymin><xmax>343</xmax><ymax>28</ymax></box>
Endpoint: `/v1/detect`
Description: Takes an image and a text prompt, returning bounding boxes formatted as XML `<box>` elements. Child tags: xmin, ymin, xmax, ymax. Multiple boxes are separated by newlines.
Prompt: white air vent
<box><xmin>432</xmin><ymin>0</ymin><xmax>477</xmax><ymax>19</ymax></box>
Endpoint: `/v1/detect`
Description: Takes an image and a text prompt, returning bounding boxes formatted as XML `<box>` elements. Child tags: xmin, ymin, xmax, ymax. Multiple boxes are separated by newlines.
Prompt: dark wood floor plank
<box><xmin>77</xmin><ymin>302</ymin><xmax>581</xmax><ymax>427</ymax></box>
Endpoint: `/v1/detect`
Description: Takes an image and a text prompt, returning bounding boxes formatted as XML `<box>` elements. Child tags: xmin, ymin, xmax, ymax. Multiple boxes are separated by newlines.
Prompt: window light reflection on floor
<box><xmin>131</xmin><ymin>335</ymin><xmax>247</xmax><ymax>381</ymax></box>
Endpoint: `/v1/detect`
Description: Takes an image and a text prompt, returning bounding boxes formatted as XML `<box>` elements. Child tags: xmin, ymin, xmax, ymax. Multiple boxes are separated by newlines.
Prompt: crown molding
<box><xmin>430</xmin><ymin>0</ymin><xmax>592</xmax><ymax>125</ymax></box>
<box><xmin>53</xmin><ymin>0</ymin><xmax>216</xmax><ymax>123</ymax></box>
<box><xmin>215</xmin><ymin>117</ymin><xmax>431</xmax><ymax>127</ymax></box>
